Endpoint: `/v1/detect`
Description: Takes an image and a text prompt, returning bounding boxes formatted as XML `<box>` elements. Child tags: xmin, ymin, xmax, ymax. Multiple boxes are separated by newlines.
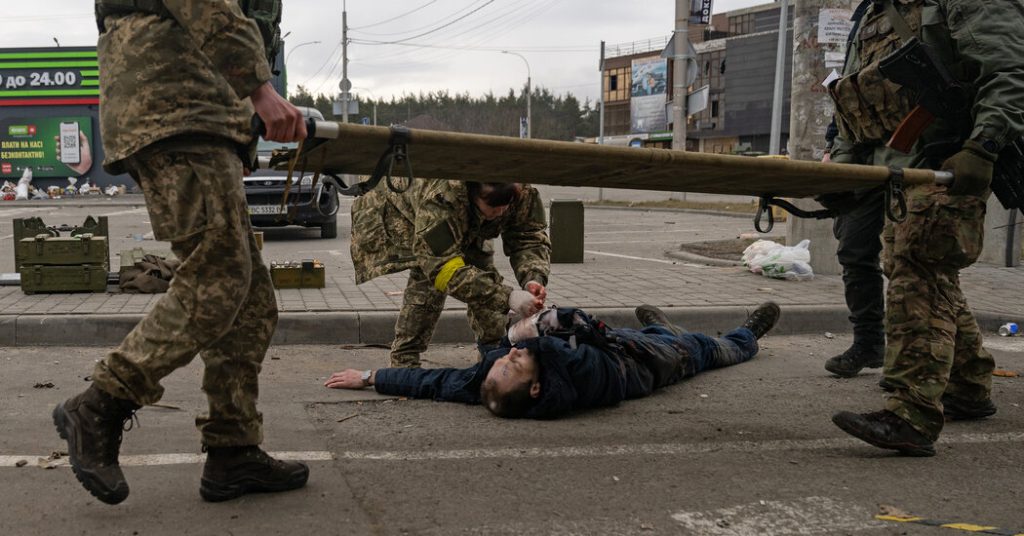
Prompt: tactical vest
<box><xmin>829</xmin><ymin>0</ymin><xmax>923</xmax><ymax>144</ymax></box>
<box><xmin>94</xmin><ymin>0</ymin><xmax>282</xmax><ymax>72</ymax></box>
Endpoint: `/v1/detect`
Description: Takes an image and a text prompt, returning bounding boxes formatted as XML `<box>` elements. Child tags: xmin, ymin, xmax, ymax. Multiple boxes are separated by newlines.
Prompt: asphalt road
<box><xmin>2</xmin><ymin>333</ymin><xmax>1023</xmax><ymax>535</ymax></box>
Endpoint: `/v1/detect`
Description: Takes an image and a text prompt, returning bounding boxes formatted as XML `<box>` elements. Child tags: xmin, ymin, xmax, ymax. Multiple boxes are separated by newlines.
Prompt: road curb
<box><xmin>2</xmin><ymin>307</ymin><xmax>1015</xmax><ymax>347</ymax></box>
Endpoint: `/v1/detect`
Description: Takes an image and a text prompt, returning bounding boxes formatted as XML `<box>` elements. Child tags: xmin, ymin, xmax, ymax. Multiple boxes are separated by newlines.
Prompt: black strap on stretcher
<box><xmin>753</xmin><ymin>166</ymin><xmax>909</xmax><ymax>233</ymax></box>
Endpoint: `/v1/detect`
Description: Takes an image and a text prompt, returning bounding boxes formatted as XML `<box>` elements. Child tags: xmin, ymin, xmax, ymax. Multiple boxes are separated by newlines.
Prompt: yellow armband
<box><xmin>434</xmin><ymin>256</ymin><xmax>466</xmax><ymax>292</ymax></box>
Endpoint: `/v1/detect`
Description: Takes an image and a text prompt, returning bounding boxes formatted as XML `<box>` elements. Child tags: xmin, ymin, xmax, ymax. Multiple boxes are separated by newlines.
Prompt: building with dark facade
<box><xmin>600</xmin><ymin>1</ymin><xmax>794</xmax><ymax>155</ymax></box>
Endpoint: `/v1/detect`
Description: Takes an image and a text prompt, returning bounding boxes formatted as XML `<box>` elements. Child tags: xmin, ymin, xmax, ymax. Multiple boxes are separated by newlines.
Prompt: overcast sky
<box><xmin>8</xmin><ymin>0</ymin><xmax>769</xmax><ymax>103</ymax></box>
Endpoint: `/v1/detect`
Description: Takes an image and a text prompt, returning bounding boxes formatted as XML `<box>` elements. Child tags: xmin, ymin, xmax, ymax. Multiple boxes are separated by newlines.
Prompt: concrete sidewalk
<box><xmin>2</xmin><ymin>259</ymin><xmax>1021</xmax><ymax>346</ymax></box>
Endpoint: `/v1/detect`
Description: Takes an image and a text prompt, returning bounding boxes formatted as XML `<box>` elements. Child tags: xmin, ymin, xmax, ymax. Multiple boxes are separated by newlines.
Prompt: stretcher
<box><xmin>260</xmin><ymin>120</ymin><xmax>954</xmax><ymax>232</ymax></box>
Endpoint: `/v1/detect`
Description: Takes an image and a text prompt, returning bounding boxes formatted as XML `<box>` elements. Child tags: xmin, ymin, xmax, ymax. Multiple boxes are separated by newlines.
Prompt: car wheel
<box><xmin>320</xmin><ymin>220</ymin><xmax>338</xmax><ymax>239</ymax></box>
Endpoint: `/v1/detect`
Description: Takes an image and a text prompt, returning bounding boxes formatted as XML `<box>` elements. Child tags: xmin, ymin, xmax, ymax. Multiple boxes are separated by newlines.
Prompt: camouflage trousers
<box><xmin>880</xmin><ymin>184</ymin><xmax>994</xmax><ymax>441</ymax></box>
<box><xmin>391</xmin><ymin>265</ymin><xmax>508</xmax><ymax>368</ymax></box>
<box><xmin>91</xmin><ymin>137</ymin><xmax>277</xmax><ymax>447</ymax></box>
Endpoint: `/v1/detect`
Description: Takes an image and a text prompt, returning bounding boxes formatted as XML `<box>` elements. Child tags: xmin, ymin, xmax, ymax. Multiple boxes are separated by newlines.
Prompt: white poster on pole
<box><xmin>817</xmin><ymin>9</ymin><xmax>854</xmax><ymax>45</ymax></box>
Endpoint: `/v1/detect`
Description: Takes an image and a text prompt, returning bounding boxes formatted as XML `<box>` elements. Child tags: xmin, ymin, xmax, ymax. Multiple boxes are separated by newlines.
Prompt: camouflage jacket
<box><xmin>830</xmin><ymin>0</ymin><xmax>1024</xmax><ymax>168</ymax></box>
<box><xmin>351</xmin><ymin>180</ymin><xmax>551</xmax><ymax>309</ymax></box>
<box><xmin>97</xmin><ymin>0</ymin><xmax>272</xmax><ymax>174</ymax></box>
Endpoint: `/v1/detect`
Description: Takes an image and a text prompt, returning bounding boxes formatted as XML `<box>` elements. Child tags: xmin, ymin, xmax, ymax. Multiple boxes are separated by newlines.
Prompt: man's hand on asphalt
<box><xmin>251</xmin><ymin>82</ymin><xmax>307</xmax><ymax>143</ymax></box>
<box><xmin>325</xmin><ymin>369</ymin><xmax>370</xmax><ymax>390</ymax></box>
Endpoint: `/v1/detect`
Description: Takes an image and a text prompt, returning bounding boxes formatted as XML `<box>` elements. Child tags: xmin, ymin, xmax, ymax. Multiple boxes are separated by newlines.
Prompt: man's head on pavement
<box><xmin>468</xmin><ymin>181</ymin><xmax>522</xmax><ymax>221</ymax></box>
<box><xmin>481</xmin><ymin>344</ymin><xmax>541</xmax><ymax>418</ymax></box>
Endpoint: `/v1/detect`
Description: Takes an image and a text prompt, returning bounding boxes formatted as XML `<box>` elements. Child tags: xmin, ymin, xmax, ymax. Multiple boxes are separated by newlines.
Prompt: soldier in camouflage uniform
<box><xmin>829</xmin><ymin>0</ymin><xmax>1024</xmax><ymax>456</ymax></box>
<box><xmin>52</xmin><ymin>0</ymin><xmax>310</xmax><ymax>504</ymax></box>
<box><xmin>351</xmin><ymin>179</ymin><xmax>551</xmax><ymax>368</ymax></box>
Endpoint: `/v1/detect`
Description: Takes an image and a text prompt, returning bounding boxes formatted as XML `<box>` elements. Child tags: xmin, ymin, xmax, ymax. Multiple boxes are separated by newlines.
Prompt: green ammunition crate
<box><xmin>13</xmin><ymin>216</ymin><xmax>110</xmax><ymax>270</ymax></box>
<box><xmin>549</xmin><ymin>199</ymin><xmax>584</xmax><ymax>263</ymax></box>
<box><xmin>270</xmin><ymin>259</ymin><xmax>326</xmax><ymax>289</ymax></box>
<box><xmin>17</xmin><ymin>234</ymin><xmax>109</xmax><ymax>267</ymax></box>
<box><xmin>19</xmin><ymin>264</ymin><xmax>109</xmax><ymax>294</ymax></box>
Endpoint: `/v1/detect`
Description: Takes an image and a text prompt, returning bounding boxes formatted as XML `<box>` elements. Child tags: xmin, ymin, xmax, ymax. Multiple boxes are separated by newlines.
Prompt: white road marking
<box><xmin>5</xmin><ymin>431</ymin><xmax>1022</xmax><ymax>467</ymax></box>
<box><xmin>984</xmin><ymin>337</ymin><xmax>1024</xmax><ymax>353</ymax></box>
<box><xmin>98</xmin><ymin>207</ymin><xmax>147</xmax><ymax>217</ymax></box>
<box><xmin>671</xmin><ymin>496</ymin><xmax>886</xmax><ymax>535</ymax></box>
<box><xmin>584</xmin><ymin>229</ymin><xmax>698</xmax><ymax>235</ymax></box>
<box><xmin>0</xmin><ymin>450</ymin><xmax>332</xmax><ymax>468</ymax></box>
<box><xmin>584</xmin><ymin>249</ymin><xmax>694</xmax><ymax>266</ymax></box>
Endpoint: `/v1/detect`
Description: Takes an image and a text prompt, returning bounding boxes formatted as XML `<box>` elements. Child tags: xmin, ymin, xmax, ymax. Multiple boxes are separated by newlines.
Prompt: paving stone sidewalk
<box><xmin>1</xmin><ymin>260</ymin><xmax>1021</xmax><ymax>346</ymax></box>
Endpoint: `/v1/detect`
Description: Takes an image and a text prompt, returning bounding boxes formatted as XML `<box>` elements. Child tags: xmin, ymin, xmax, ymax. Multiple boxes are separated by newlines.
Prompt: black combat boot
<box><xmin>831</xmin><ymin>409</ymin><xmax>935</xmax><ymax>457</ymax></box>
<box><xmin>741</xmin><ymin>302</ymin><xmax>781</xmax><ymax>339</ymax></box>
<box><xmin>824</xmin><ymin>342</ymin><xmax>884</xmax><ymax>378</ymax></box>
<box><xmin>942</xmin><ymin>394</ymin><xmax>997</xmax><ymax>421</ymax></box>
<box><xmin>634</xmin><ymin>304</ymin><xmax>685</xmax><ymax>336</ymax></box>
<box><xmin>200</xmin><ymin>445</ymin><xmax>310</xmax><ymax>502</ymax></box>
<box><xmin>52</xmin><ymin>384</ymin><xmax>141</xmax><ymax>505</ymax></box>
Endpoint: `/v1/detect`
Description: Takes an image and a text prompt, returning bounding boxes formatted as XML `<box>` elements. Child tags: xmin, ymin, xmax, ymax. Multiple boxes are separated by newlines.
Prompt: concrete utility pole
<box><xmin>502</xmin><ymin>51</ymin><xmax>531</xmax><ymax>138</ymax></box>
<box><xmin>769</xmin><ymin>0</ymin><xmax>790</xmax><ymax>155</ymax></box>
<box><xmin>785</xmin><ymin>0</ymin><xmax>854</xmax><ymax>275</ymax></box>
<box><xmin>671</xmin><ymin>0</ymin><xmax>689</xmax><ymax>151</ymax></box>
<box><xmin>340</xmin><ymin>7</ymin><xmax>350</xmax><ymax>124</ymax></box>
<box><xmin>598</xmin><ymin>40</ymin><xmax>606</xmax><ymax>202</ymax></box>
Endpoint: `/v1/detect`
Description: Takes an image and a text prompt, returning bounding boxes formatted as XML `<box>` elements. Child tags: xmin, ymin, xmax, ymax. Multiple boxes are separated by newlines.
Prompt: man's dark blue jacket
<box><xmin>373</xmin><ymin>333</ymin><xmax>634</xmax><ymax>419</ymax></box>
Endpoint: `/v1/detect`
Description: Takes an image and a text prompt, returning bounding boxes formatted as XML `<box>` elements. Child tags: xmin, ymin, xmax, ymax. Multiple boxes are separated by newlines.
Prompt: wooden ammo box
<box><xmin>13</xmin><ymin>216</ymin><xmax>111</xmax><ymax>294</ymax></box>
<box><xmin>20</xmin><ymin>265</ymin><xmax>108</xmax><ymax>294</ymax></box>
<box><xmin>270</xmin><ymin>259</ymin><xmax>326</xmax><ymax>289</ymax></box>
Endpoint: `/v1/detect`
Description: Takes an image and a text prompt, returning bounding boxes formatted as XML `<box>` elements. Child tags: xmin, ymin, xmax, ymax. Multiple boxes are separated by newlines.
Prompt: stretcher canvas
<box><xmin>288</xmin><ymin>123</ymin><xmax>939</xmax><ymax>198</ymax></box>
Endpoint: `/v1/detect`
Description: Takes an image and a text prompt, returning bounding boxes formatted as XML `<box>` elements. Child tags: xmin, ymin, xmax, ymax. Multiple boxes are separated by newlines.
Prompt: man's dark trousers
<box><xmin>833</xmin><ymin>189</ymin><xmax>886</xmax><ymax>348</ymax></box>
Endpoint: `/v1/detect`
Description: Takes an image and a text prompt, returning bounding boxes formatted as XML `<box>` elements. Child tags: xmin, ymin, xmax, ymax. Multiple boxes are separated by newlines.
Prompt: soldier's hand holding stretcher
<box><xmin>941</xmin><ymin>139</ymin><xmax>997</xmax><ymax>197</ymax></box>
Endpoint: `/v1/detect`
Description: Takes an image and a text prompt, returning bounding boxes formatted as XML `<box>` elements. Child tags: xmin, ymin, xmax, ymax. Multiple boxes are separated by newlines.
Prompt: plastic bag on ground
<box><xmin>15</xmin><ymin>168</ymin><xmax>32</xmax><ymax>200</ymax></box>
<box><xmin>741</xmin><ymin>239</ymin><xmax>815</xmax><ymax>281</ymax></box>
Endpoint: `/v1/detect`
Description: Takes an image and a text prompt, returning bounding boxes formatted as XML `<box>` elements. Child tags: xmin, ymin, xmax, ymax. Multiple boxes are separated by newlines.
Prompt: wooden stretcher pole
<box><xmin>286</xmin><ymin>120</ymin><xmax>952</xmax><ymax>196</ymax></box>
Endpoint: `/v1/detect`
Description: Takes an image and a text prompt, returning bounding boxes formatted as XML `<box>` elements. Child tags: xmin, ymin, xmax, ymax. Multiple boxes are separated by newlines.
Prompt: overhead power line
<box><xmin>349</xmin><ymin>0</ymin><xmax>439</xmax><ymax>31</ymax></box>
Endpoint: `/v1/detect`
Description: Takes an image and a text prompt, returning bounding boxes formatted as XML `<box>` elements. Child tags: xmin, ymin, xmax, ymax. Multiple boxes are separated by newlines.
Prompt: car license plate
<box><xmin>248</xmin><ymin>205</ymin><xmax>285</xmax><ymax>215</ymax></box>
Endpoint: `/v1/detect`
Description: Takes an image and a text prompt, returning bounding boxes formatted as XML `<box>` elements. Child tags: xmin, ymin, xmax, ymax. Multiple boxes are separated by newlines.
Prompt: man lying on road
<box><xmin>325</xmin><ymin>302</ymin><xmax>780</xmax><ymax>419</ymax></box>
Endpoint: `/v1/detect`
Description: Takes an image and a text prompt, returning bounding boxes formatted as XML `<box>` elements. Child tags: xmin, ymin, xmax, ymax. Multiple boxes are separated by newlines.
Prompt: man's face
<box><xmin>472</xmin><ymin>195</ymin><xmax>512</xmax><ymax>221</ymax></box>
<box><xmin>485</xmin><ymin>346</ymin><xmax>541</xmax><ymax>396</ymax></box>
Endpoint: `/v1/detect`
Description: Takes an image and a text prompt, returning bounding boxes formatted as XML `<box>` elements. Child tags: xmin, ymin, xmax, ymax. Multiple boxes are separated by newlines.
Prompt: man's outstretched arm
<box><xmin>325</xmin><ymin>366</ymin><xmax>483</xmax><ymax>403</ymax></box>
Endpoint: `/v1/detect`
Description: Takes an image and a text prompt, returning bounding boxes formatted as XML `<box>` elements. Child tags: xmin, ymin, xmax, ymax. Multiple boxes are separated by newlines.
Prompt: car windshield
<box><xmin>257</xmin><ymin>138</ymin><xmax>297</xmax><ymax>155</ymax></box>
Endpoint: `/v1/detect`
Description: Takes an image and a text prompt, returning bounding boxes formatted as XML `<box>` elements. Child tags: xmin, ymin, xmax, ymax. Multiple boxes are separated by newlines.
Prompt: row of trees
<box><xmin>288</xmin><ymin>86</ymin><xmax>600</xmax><ymax>141</ymax></box>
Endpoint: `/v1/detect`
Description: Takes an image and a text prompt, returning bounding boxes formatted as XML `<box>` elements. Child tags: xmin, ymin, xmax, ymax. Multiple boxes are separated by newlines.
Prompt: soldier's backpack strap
<box><xmin>239</xmin><ymin>0</ymin><xmax>283</xmax><ymax>74</ymax></box>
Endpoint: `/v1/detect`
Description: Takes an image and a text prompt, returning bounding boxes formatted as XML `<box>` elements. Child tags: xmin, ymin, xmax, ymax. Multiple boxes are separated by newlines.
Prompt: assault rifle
<box><xmin>879</xmin><ymin>37</ymin><xmax>1024</xmax><ymax>214</ymax></box>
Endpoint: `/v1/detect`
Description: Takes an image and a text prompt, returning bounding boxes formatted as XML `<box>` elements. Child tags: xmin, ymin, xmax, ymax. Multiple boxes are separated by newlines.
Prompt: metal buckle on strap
<box><xmin>885</xmin><ymin>166</ymin><xmax>908</xmax><ymax>223</ymax></box>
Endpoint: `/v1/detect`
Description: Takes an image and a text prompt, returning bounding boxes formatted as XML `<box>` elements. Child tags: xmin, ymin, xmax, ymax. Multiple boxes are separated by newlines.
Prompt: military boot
<box><xmin>634</xmin><ymin>304</ymin><xmax>685</xmax><ymax>336</ymax></box>
<box><xmin>52</xmin><ymin>384</ymin><xmax>141</xmax><ymax>505</ymax></box>
<box><xmin>942</xmin><ymin>394</ymin><xmax>997</xmax><ymax>421</ymax></box>
<box><xmin>831</xmin><ymin>409</ymin><xmax>935</xmax><ymax>457</ymax></box>
<box><xmin>741</xmin><ymin>301</ymin><xmax>781</xmax><ymax>339</ymax></box>
<box><xmin>200</xmin><ymin>445</ymin><xmax>310</xmax><ymax>502</ymax></box>
<box><xmin>824</xmin><ymin>342</ymin><xmax>884</xmax><ymax>378</ymax></box>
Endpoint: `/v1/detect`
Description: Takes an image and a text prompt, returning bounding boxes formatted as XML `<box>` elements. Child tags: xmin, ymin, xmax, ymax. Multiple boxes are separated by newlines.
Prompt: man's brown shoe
<box><xmin>634</xmin><ymin>305</ymin><xmax>685</xmax><ymax>336</ymax></box>
<box><xmin>832</xmin><ymin>410</ymin><xmax>935</xmax><ymax>457</ymax></box>
<box><xmin>200</xmin><ymin>446</ymin><xmax>309</xmax><ymax>502</ymax></box>
<box><xmin>741</xmin><ymin>302</ymin><xmax>781</xmax><ymax>340</ymax></box>
<box><xmin>52</xmin><ymin>384</ymin><xmax>140</xmax><ymax>505</ymax></box>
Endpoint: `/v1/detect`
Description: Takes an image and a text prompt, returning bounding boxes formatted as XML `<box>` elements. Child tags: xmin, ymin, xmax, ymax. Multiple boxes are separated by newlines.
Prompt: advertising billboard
<box><xmin>690</xmin><ymin>0</ymin><xmax>713</xmax><ymax>24</ymax></box>
<box><xmin>0</xmin><ymin>47</ymin><xmax>100</xmax><ymax>107</ymax></box>
<box><xmin>0</xmin><ymin>115</ymin><xmax>95</xmax><ymax>179</ymax></box>
<box><xmin>630</xmin><ymin>57</ymin><xmax>668</xmax><ymax>134</ymax></box>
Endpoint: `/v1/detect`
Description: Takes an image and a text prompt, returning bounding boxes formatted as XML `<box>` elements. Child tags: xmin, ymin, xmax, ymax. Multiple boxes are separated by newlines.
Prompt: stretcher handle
<box><xmin>251</xmin><ymin>116</ymin><xmax>340</xmax><ymax>141</ymax></box>
<box><xmin>934</xmin><ymin>171</ymin><xmax>954</xmax><ymax>186</ymax></box>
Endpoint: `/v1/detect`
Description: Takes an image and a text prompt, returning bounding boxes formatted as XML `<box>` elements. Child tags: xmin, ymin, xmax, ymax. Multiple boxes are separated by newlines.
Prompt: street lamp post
<box><xmin>285</xmin><ymin>40</ymin><xmax>322</xmax><ymax>66</ymax></box>
<box><xmin>502</xmin><ymin>50</ymin><xmax>531</xmax><ymax>139</ymax></box>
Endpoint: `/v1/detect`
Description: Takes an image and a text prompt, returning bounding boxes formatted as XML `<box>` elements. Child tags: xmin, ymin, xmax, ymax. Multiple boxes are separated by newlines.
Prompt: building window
<box><xmin>604</xmin><ymin>67</ymin><xmax>630</xmax><ymax>103</ymax></box>
<box><xmin>711</xmin><ymin>98</ymin><xmax>719</xmax><ymax>118</ymax></box>
<box><xmin>610</xmin><ymin>75</ymin><xmax>618</xmax><ymax>91</ymax></box>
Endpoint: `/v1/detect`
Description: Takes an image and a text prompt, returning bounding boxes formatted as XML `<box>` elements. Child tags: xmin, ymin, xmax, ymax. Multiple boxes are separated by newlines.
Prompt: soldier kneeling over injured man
<box><xmin>324</xmin><ymin>302</ymin><xmax>780</xmax><ymax>419</ymax></box>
